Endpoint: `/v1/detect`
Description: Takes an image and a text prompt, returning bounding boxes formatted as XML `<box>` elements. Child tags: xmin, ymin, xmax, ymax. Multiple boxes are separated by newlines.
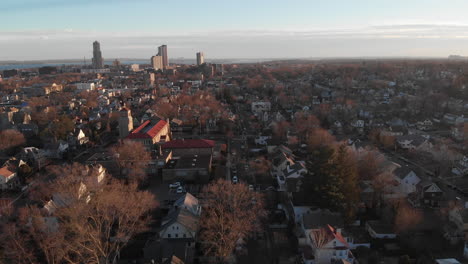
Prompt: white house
<box><xmin>0</xmin><ymin>166</ymin><xmax>19</xmax><ymax>190</ymax></box>
<box><xmin>251</xmin><ymin>101</ymin><xmax>271</xmax><ymax>117</ymax></box>
<box><xmin>396</xmin><ymin>135</ymin><xmax>431</xmax><ymax>151</ymax></box>
<box><xmin>277</xmin><ymin>163</ymin><xmax>307</xmax><ymax>192</ymax></box>
<box><xmin>159</xmin><ymin>193</ymin><xmax>201</xmax><ymax>240</ymax></box>
<box><xmin>76</xmin><ymin>82</ymin><xmax>96</xmax><ymax>91</ymax></box>
<box><xmin>393</xmin><ymin>167</ymin><xmax>421</xmax><ymax>194</ymax></box>
<box><xmin>305</xmin><ymin>225</ymin><xmax>354</xmax><ymax>264</ymax></box>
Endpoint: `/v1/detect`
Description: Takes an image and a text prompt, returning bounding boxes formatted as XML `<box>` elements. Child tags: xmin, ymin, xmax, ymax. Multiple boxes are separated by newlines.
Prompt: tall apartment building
<box><xmin>196</xmin><ymin>52</ymin><xmax>204</xmax><ymax>65</ymax></box>
<box><xmin>157</xmin><ymin>45</ymin><xmax>168</xmax><ymax>69</ymax></box>
<box><xmin>92</xmin><ymin>41</ymin><xmax>104</xmax><ymax>69</ymax></box>
<box><xmin>151</xmin><ymin>55</ymin><xmax>164</xmax><ymax>70</ymax></box>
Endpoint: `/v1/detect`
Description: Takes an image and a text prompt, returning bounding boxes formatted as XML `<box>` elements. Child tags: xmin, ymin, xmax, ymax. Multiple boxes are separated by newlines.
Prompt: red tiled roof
<box><xmin>327</xmin><ymin>225</ymin><xmax>349</xmax><ymax>248</ymax></box>
<box><xmin>0</xmin><ymin>166</ymin><xmax>15</xmax><ymax>179</ymax></box>
<box><xmin>162</xmin><ymin>139</ymin><xmax>215</xmax><ymax>149</ymax></box>
<box><xmin>126</xmin><ymin>120</ymin><xmax>167</xmax><ymax>139</ymax></box>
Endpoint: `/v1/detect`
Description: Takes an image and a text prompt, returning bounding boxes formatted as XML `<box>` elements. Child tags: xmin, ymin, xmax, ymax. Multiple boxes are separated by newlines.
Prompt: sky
<box><xmin>2</xmin><ymin>0</ymin><xmax>468</xmax><ymax>60</ymax></box>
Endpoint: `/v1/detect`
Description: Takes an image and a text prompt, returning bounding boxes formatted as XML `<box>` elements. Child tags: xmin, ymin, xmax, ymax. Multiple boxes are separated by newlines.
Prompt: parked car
<box><xmin>169</xmin><ymin>182</ymin><xmax>181</xmax><ymax>189</ymax></box>
<box><xmin>232</xmin><ymin>176</ymin><xmax>238</xmax><ymax>184</ymax></box>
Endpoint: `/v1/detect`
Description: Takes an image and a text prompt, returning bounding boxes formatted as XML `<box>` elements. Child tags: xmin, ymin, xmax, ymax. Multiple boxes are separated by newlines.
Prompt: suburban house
<box><xmin>152</xmin><ymin>193</ymin><xmax>201</xmax><ymax>264</ymax></box>
<box><xmin>126</xmin><ymin>119</ymin><xmax>171</xmax><ymax>150</ymax></box>
<box><xmin>277</xmin><ymin>162</ymin><xmax>307</xmax><ymax>193</ymax></box>
<box><xmin>251</xmin><ymin>101</ymin><xmax>271</xmax><ymax>117</ymax></box>
<box><xmin>452</xmin><ymin>156</ymin><xmax>468</xmax><ymax>177</ymax></box>
<box><xmin>159</xmin><ymin>192</ymin><xmax>201</xmax><ymax>240</ymax></box>
<box><xmin>270</xmin><ymin>145</ymin><xmax>296</xmax><ymax>178</ymax></box>
<box><xmin>408</xmin><ymin>180</ymin><xmax>444</xmax><ymax>208</ymax></box>
<box><xmin>162</xmin><ymin>139</ymin><xmax>215</xmax><ymax>156</ymax></box>
<box><xmin>416</xmin><ymin>119</ymin><xmax>433</xmax><ymax>131</ymax></box>
<box><xmin>393</xmin><ymin>167</ymin><xmax>421</xmax><ymax>194</ymax></box>
<box><xmin>0</xmin><ymin>166</ymin><xmax>19</xmax><ymax>190</ymax></box>
<box><xmin>298</xmin><ymin>210</ymin><xmax>354</xmax><ymax>264</ymax></box>
<box><xmin>451</xmin><ymin>124</ymin><xmax>466</xmax><ymax>142</ymax></box>
<box><xmin>305</xmin><ymin>225</ymin><xmax>355</xmax><ymax>264</ymax></box>
<box><xmin>67</xmin><ymin>128</ymin><xmax>89</xmax><ymax>148</ymax></box>
<box><xmin>396</xmin><ymin>134</ymin><xmax>431</xmax><ymax>151</ymax></box>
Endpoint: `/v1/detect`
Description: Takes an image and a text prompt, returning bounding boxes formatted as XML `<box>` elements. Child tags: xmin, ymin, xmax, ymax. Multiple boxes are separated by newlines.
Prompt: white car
<box><xmin>169</xmin><ymin>182</ymin><xmax>181</xmax><ymax>189</ymax></box>
<box><xmin>176</xmin><ymin>186</ymin><xmax>185</xmax><ymax>193</ymax></box>
<box><xmin>232</xmin><ymin>176</ymin><xmax>238</xmax><ymax>184</ymax></box>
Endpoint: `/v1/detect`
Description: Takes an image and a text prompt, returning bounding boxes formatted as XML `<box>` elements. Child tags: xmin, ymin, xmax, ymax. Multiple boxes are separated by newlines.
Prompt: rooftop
<box><xmin>126</xmin><ymin>119</ymin><xmax>167</xmax><ymax>139</ymax></box>
<box><xmin>162</xmin><ymin>139</ymin><xmax>215</xmax><ymax>149</ymax></box>
<box><xmin>0</xmin><ymin>166</ymin><xmax>15</xmax><ymax>178</ymax></box>
<box><xmin>164</xmin><ymin>154</ymin><xmax>211</xmax><ymax>170</ymax></box>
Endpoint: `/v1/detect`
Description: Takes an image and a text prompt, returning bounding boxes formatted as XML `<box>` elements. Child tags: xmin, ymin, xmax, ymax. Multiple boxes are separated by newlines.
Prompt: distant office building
<box><xmin>113</xmin><ymin>59</ymin><xmax>121</xmax><ymax>68</ymax></box>
<box><xmin>157</xmin><ymin>45</ymin><xmax>168</xmax><ymax>69</ymax></box>
<box><xmin>2</xmin><ymin>69</ymin><xmax>18</xmax><ymax>78</ymax></box>
<box><xmin>38</xmin><ymin>66</ymin><xmax>57</xmax><ymax>75</ymax></box>
<box><xmin>210</xmin><ymin>63</ymin><xmax>224</xmax><ymax>76</ymax></box>
<box><xmin>196</xmin><ymin>52</ymin><xmax>204</xmax><ymax>65</ymax></box>
<box><xmin>131</xmin><ymin>64</ymin><xmax>140</xmax><ymax>72</ymax></box>
<box><xmin>151</xmin><ymin>55</ymin><xmax>164</xmax><ymax>70</ymax></box>
<box><xmin>92</xmin><ymin>41</ymin><xmax>104</xmax><ymax>69</ymax></box>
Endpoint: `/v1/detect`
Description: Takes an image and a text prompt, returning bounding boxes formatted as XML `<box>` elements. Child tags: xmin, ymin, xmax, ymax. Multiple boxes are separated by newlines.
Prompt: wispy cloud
<box><xmin>0</xmin><ymin>0</ymin><xmax>150</xmax><ymax>13</ymax></box>
<box><xmin>2</xmin><ymin>24</ymin><xmax>468</xmax><ymax>60</ymax></box>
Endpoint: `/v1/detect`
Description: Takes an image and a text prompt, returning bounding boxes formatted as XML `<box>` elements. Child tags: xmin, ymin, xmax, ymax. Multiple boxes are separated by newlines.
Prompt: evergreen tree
<box><xmin>332</xmin><ymin>144</ymin><xmax>359</xmax><ymax>223</ymax></box>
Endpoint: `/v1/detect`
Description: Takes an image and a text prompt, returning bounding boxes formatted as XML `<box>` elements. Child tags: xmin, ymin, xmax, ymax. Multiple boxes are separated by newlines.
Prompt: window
<box><xmin>168</xmin><ymin>234</ymin><xmax>171</xmax><ymax>238</ymax></box>
<box><xmin>172</xmin><ymin>226</ymin><xmax>175</xmax><ymax>230</ymax></box>
<box><xmin>333</xmin><ymin>241</ymin><xmax>336</xmax><ymax>246</ymax></box>
<box><xmin>175</xmin><ymin>234</ymin><xmax>178</xmax><ymax>238</ymax></box>
<box><xmin>176</xmin><ymin>226</ymin><xmax>179</xmax><ymax>230</ymax></box>
<box><xmin>333</xmin><ymin>251</ymin><xmax>336</xmax><ymax>256</ymax></box>
<box><xmin>183</xmin><ymin>234</ymin><xmax>186</xmax><ymax>238</ymax></box>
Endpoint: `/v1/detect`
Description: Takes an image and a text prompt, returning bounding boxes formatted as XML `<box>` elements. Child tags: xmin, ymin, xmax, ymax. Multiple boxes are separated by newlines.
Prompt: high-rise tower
<box><xmin>196</xmin><ymin>52</ymin><xmax>204</xmax><ymax>66</ymax></box>
<box><xmin>92</xmin><ymin>41</ymin><xmax>104</xmax><ymax>69</ymax></box>
<box><xmin>157</xmin><ymin>45</ymin><xmax>168</xmax><ymax>69</ymax></box>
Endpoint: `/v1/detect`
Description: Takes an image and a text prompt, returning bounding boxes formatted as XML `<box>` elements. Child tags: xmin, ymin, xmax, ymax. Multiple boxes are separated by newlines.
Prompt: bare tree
<box><xmin>393</xmin><ymin>200</ymin><xmax>423</xmax><ymax>234</ymax></box>
<box><xmin>0</xmin><ymin>163</ymin><xmax>157</xmax><ymax>264</ymax></box>
<box><xmin>199</xmin><ymin>179</ymin><xmax>266</xmax><ymax>262</ymax></box>
<box><xmin>0</xmin><ymin>222</ymin><xmax>37</xmax><ymax>264</ymax></box>
<box><xmin>307</xmin><ymin>128</ymin><xmax>336</xmax><ymax>150</ymax></box>
<box><xmin>111</xmin><ymin>140</ymin><xmax>151</xmax><ymax>183</ymax></box>
<box><xmin>0</xmin><ymin>129</ymin><xmax>25</xmax><ymax>152</ymax></box>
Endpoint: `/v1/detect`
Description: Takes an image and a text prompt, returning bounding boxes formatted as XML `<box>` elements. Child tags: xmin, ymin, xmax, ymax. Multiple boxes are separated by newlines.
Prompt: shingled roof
<box><xmin>126</xmin><ymin>119</ymin><xmax>167</xmax><ymax>139</ymax></box>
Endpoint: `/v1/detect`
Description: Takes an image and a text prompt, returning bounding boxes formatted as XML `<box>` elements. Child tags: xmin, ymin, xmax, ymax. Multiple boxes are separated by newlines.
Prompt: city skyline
<box><xmin>4</xmin><ymin>0</ymin><xmax>468</xmax><ymax>60</ymax></box>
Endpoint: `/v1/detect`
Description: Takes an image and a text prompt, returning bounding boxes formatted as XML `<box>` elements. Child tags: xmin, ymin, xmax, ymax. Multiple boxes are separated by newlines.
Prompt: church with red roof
<box><xmin>126</xmin><ymin>119</ymin><xmax>171</xmax><ymax>149</ymax></box>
